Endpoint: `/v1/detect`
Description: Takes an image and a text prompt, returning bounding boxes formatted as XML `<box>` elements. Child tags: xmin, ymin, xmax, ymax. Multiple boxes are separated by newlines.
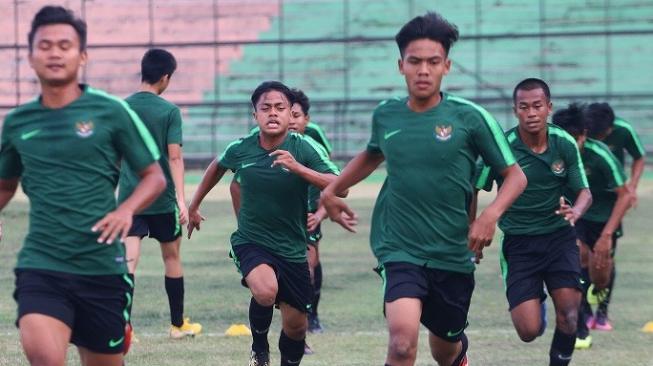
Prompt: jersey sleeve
<box><xmin>218</xmin><ymin>139</ymin><xmax>242</xmax><ymax>171</ymax></box>
<box><xmin>470</xmin><ymin>109</ymin><xmax>516</xmax><ymax>173</ymax></box>
<box><xmin>595</xmin><ymin>144</ymin><xmax>627</xmax><ymax>190</ymax></box>
<box><xmin>306</xmin><ymin>124</ymin><xmax>333</xmax><ymax>155</ymax></box>
<box><xmin>621</xmin><ymin>122</ymin><xmax>645</xmax><ymax>160</ymax></box>
<box><xmin>366</xmin><ymin>108</ymin><xmax>382</xmax><ymax>154</ymax></box>
<box><xmin>114</xmin><ymin>103</ymin><xmax>161</xmax><ymax>173</ymax></box>
<box><xmin>0</xmin><ymin>116</ymin><xmax>23</xmax><ymax>179</ymax></box>
<box><xmin>474</xmin><ymin>160</ymin><xmax>496</xmax><ymax>192</ymax></box>
<box><xmin>301</xmin><ymin>136</ymin><xmax>340</xmax><ymax>175</ymax></box>
<box><xmin>167</xmin><ymin>107</ymin><xmax>183</xmax><ymax>146</ymax></box>
<box><xmin>563</xmin><ymin>139</ymin><xmax>589</xmax><ymax>193</ymax></box>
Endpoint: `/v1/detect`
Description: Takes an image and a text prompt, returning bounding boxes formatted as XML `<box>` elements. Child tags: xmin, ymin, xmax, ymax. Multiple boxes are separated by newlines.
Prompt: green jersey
<box><xmin>476</xmin><ymin>124</ymin><xmax>589</xmax><ymax>235</ymax></box>
<box><xmin>367</xmin><ymin>94</ymin><xmax>516</xmax><ymax>273</ymax></box>
<box><xmin>219</xmin><ymin>131</ymin><xmax>339</xmax><ymax>262</ymax></box>
<box><xmin>118</xmin><ymin>92</ymin><xmax>183</xmax><ymax>214</ymax></box>
<box><xmin>0</xmin><ymin>85</ymin><xmax>160</xmax><ymax>275</ymax></box>
<box><xmin>603</xmin><ymin>117</ymin><xmax>645</xmax><ymax>165</ymax></box>
<box><xmin>580</xmin><ymin>139</ymin><xmax>626</xmax><ymax>222</ymax></box>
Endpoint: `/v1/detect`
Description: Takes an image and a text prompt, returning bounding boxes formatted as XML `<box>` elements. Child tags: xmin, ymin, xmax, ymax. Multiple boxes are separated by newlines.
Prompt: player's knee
<box><xmin>555</xmin><ymin>309</ymin><xmax>578</xmax><ymax>334</ymax></box>
<box><xmin>431</xmin><ymin>346</ymin><xmax>458</xmax><ymax>365</ymax></box>
<box><xmin>389</xmin><ymin>335</ymin><xmax>417</xmax><ymax>360</ymax></box>
<box><xmin>514</xmin><ymin>322</ymin><xmax>539</xmax><ymax>342</ymax></box>
<box><xmin>24</xmin><ymin>349</ymin><xmax>64</xmax><ymax>366</ymax></box>
<box><xmin>252</xmin><ymin>288</ymin><xmax>277</xmax><ymax>307</ymax></box>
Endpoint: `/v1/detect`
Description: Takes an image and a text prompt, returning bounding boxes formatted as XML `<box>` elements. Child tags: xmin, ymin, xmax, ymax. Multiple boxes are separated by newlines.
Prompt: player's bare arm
<box><xmin>269</xmin><ymin>149</ymin><xmax>338</xmax><ymax>191</ymax></box>
<box><xmin>468</xmin><ymin>164</ymin><xmax>526</xmax><ymax>254</ymax></box>
<box><xmin>187</xmin><ymin>159</ymin><xmax>228</xmax><ymax>238</ymax></box>
<box><xmin>627</xmin><ymin>156</ymin><xmax>645</xmax><ymax>207</ymax></box>
<box><xmin>0</xmin><ymin>178</ymin><xmax>19</xmax><ymax>242</ymax></box>
<box><xmin>594</xmin><ymin>185</ymin><xmax>632</xmax><ymax>270</ymax></box>
<box><xmin>169</xmin><ymin>143</ymin><xmax>188</xmax><ymax>225</ymax></box>
<box><xmin>555</xmin><ymin>189</ymin><xmax>592</xmax><ymax>227</ymax></box>
<box><xmin>93</xmin><ymin>162</ymin><xmax>165</xmax><ymax>244</ymax></box>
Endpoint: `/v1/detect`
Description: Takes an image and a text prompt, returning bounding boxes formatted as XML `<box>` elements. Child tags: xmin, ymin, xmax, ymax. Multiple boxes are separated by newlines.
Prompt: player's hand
<box><xmin>270</xmin><ymin>150</ymin><xmax>301</xmax><ymax>173</ymax></box>
<box><xmin>92</xmin><ymin>206</ymin><xmax>134</xmax><ymax>244</ymax></box>
<box><xmin>468</xmin><ymin>210</ymin><xmax>498</xmax><ymax>253</ymax></box>
<box><xmin>187</xmin><ymin>208</ymin><xmax>205</xmax><ymax>239</ymax></box>
<box><xmin>321</xmin><ymin>193</ymin><xmax>358</xmax><ymax>233</ymax></box>
<box><xmin>593</xmin><ymin>233</ymin><xmax>612</xmax><ymax>270</ymax></box>
<box><xmin>307</xmin><ymin>211</ymin><xmax>325</xmax><ymax>232</ymax></box>
<box><xmin>177</xmin><ymin>199</ymin><xmax>189</xmax><ymax>226</ymax></box>
<box><xmin>472</xmin><ymin>249</ymin><xmax>484</xmax><ymax>264</ymax></box>
<box><xmin>627</xmin><ymin>184</ymin><xmax>638</xmax><ymax>208</ymax></box>
<box><xmin>555</xmin><ymin>196</ymin><xmax>580</xmax><ymax>226</ymax></box>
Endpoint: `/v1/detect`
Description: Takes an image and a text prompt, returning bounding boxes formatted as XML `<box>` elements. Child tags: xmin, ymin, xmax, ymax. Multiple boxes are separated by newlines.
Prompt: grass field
<box><xmin>1</xmin><ymin>174</ymin><xmax>653</xmax><ymax>365</ymax></box>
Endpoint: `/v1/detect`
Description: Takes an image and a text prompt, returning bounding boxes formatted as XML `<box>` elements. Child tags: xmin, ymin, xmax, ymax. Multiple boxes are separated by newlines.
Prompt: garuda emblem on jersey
<box><xmin>434</xmin><ymin>125</ymin><xmax>453</xmax><ymax>141</ymax></box>
<box><xmin>551</xmin><ymin>159</ymin><xmax>566</xmax><ymax>175</ymax></box>
<box><xmin>76</xmin><ymin>121</ymin><xmax>94</xmax><ymax>138</ymax></box>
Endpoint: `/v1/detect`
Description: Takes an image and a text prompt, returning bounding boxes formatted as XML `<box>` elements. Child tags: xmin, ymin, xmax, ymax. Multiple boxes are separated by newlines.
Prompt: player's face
<box><xmin>253</xmin><ymin>90</ymin><xmax>291</xmax><ymax>138</ymax></box>
<box><xmin>289</xmin><ymin>103</ymin><xmax>309</xmax><ymax>134</ymax></box>
<box><xmin>513</xmin><ymin>88</ymin><xmax>552</xmax><ymax>135</ymax></box>
<box><xmin>398</xmin><ymin>38</ymin><xmax>451</xmax><ymax>101</ymax></box>
<box><xmin>28</xmin><ymin>24</ymin><xmax>86</xmax><ymax>88</ymax></box>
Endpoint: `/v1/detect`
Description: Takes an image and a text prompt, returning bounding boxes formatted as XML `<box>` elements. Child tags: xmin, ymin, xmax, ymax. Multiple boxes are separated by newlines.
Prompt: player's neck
<box><xmin>518</xmin><ymin>126</ymin><xmax>548</xmax><ymax>154</ymax></box>
<box><xmin>140</xmin><ymin>83</ymin><xmax>162</xmax><ymax>95</ymax></box>
<box><xmin>407</xmin><ymin>92</ymin><xmax>442</xmax><ymax>113</ymax></box>
<box><xmin>259</xmin><ymin>131</ymin><xmax>288</xmax><ymax>150</ymax></box>
<box><xmin>40</xmin><ymin>81</ymin><xmax>82</xmax><ymax>109</ymax></box>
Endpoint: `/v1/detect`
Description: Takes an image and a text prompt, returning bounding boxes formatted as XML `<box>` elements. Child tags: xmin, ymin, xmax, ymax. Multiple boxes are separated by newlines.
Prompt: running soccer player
<box><xmin>187</xmin><ymin>81</ymin><xmax>341</xmax><ymax>366</ymax></box>
<box><xmin>475</xmin><ymin>79</ymin><xmax>592</xmax><ymax>366</ymax></box>
<box><xmin>118</xmin><ymin>49</ymin><xmax>202</xmax><ymax>339</ymax></box>
<box><xmin>583</xmin><ymin>102</ymin><xmax>646</xmax><ymax>330</ymax></box>
<box><xmin>551</xmin><ymin>103</ymin><xmax>631</xmax><ymax>349</ymax></box>
<box><xmin>0</xmin><ymin>6</ymin><xmax>165</xmax><ymax>366</ymax></box>
<box><xmin>320</xmin><ymin>12</ymin><xmax>526</xmax><ymax>366</ymax></box>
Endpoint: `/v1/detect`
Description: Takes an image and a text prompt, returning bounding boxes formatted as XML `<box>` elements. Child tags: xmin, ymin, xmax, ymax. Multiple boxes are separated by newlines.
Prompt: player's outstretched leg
<box><xmin>385</xmin><ymin>298</ymin><xmax>421</xmax><ymax>366</ymax></box>
<box><xmin>549</xmin><ymin>288</ymin><xmax>581</xmax><ymax>366</ymax></box>
<box><xmin>279</xmin><ymin>303</ymin><xmax>308</xmax><ymax>366</ymax></box>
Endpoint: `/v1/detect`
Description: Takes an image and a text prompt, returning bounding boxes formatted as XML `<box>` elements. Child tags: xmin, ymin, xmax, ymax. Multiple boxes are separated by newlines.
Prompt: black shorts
<box><xmin>307</xmin><ymin>223</ymin><xmax>322</xmax><ymax>246</ymax></box>
<box><xmin>501</xmin><ymin>226</ymin><xmax>582</xmax><ymax>310</ymax></box>
<box><xmin>377</xmin><ymin>262</ymin><xmax>475</xmax><ymax>343</ymax></box>
<box><xmin>14</xmin><ymin>269</ymin><xmax>133</xmax><ymax>354</ymax></box>
<box><xmin>231</xmin><ymin>244</ymin><xmax>313</xmax><ymax>313</ymax></box>
<box><xmin>128</xmin><ymin>212</ymin><xmax>181</xmax><ymax>243</ymax></box>
<box><xmin>575</xmin><ymin>219</ymin><xmax>619</xmax><ymax>257</ymax></box>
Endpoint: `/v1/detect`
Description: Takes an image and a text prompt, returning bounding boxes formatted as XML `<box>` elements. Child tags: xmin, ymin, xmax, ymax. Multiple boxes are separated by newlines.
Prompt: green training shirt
<box><xmin>602</xmin><ymin>117</ymin><xmax>645</xmax><ymax>166</ymax></box>
<box><xmin>367</xmin><ymin>94</ymin><xmax>516</xmax><ymax>273</ymax></box>
<box><xmin>0</xmin><ymin>85</ymin><xmax>160</xmax><ymax>275</ymax></box>
<box><xmin>580</xmin><ymin>138</ymin><xmax>626</xmax><ymax>223</ymax></box>
<box><xmin>219</xmin><ymin>131</ymin><xmax>339</xmax><ymax>262</ymax></box>
<box><xmin>476</xmin><ymin>124</ymin><xmax>589</xmax><ymax>236</ymax></box>
<box><xmin>118</xmin><ymin>92</ymin><xmax>183</xmax><ymax>214</ymax></box>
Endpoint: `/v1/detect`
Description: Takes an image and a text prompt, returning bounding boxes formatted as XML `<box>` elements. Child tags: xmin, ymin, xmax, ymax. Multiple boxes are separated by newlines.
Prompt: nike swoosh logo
<box><xmin>384</xmin><ymin>129</ymin><xmax>402</xmax><ymax>140</ymax></box>
<box><xmin>241</xmin><ymin>162</ymin><xmax>256</xmax><ymax>169</ymax></box>
<box><xmin>108</xmin><ymin>336</ymin><xmax>124</xmax><ymax>347</ymax></box>
<box><xmin>446</xmin><ymin>327</ymin><xmax>465</xmax><ymax>337</ymax></box>
<box><xmin>21</xmin><ymin>129</ymin><xmax>41</xmax><ymax>140</ymax></box>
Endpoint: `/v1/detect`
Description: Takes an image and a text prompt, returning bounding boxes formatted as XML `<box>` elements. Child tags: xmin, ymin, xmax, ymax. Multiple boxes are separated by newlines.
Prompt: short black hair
<box><xmin>28</xmin><ymin>6</ymin><xmax>87</xmax><ymax>52</ymax></box>
<box><xmin>395</xmin><ymin>11</ymin><xmax>459</xmax><ymax>57</ymax></box>
<box><xmin>291</xmin><ymin>88</ymin><xmax>310</xmax><ymax>115</ymax></box>
<box><xmin>250</xmin><ymin>81</ymin><xmax>295</xmax><ymax>109</ymax></box>
<box><xmin>141</xmin><ymin>49</ymin><xmax>177</xmax><ymax>84</ymax></box>
<box><xmin>585</xmin><ymin>102</ymin><xmax>615</xmax><ymax>138</ymax></box>
<box><xmin>552</xmin><ymin>103</ymin><xmax>586</xmax><ymax>139</ymax></box>
<box><xmin>512</xmin><ymin>78</ymin><xmax>551</xmax><ymax>104</ymax></box>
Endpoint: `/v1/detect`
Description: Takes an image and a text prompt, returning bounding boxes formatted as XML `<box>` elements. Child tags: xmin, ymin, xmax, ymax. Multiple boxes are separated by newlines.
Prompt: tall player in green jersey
<box><xmin>119</xmin><ymin>49</ymin><xmax>201</xmax><ymax>339</ymax></box>
<box><xmin>583</xmin><ymin>102</ymin><xmax>645</xmax><ymax>330</ymax></box>
<box><xmin>551</xmin><ymin>103</ymin><xmax>631</xmax><ymax>349</ymax></box>
<box><xmin>187</xmin><ymin>81</ymin><xmax>341</xmax><ymax>366</ymax></box>
<box><xmin>0</xmin><ymin>6</ymin><xmax>165</xmax><ymax>366</ymax></box>
<box><xmin>321</xmin><ymin>12</ymin><xmax>526</xmax><ymax>366</ymax></box>
<box><xmin>475</xmin><ymin>79</ymin><xmax>592</xmax><ymax>366</ymax></box>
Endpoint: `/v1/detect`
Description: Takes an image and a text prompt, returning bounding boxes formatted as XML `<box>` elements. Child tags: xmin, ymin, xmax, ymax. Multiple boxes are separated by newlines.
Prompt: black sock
<box><xmin>450</xmin><ymin>333</ymin><xmax>468</xmax><ymax>366</ymax></box>
<box><xmin>598</xmin><ymin>265</ymin><xmax>616</xmax><ymax>316</ymax></box>
<box><xmin>549</xmin><ymin>328</ymin><xmax>575</xmax><ymax>366</ymax></box>
<box><xmin>279</xmin><ymin>330</ymin><xmax>305</xmax><ymax>366</ymax></box>
<box><xmin>250</xmin><ymin>297</ymin><xmax>273</xmax><ymax>353</ymax></box>
<box><xmin>126</xmin><ymin>274</ymin><xmax>135</xmax><ymax>323</ymax></box>
<box><xmin>311</xmin><ymin>262</ymin><xmax>323</xmax><ymax>318</ymax></box>
<box><xmin>579</xmin><ymin>267</ymin><xmax>592</xmax><ymax>316</ymax></box>
<box><xmin>165</xmin><ymin>276</ymin><xmax>184</xmax><ymax>327</ymax></box>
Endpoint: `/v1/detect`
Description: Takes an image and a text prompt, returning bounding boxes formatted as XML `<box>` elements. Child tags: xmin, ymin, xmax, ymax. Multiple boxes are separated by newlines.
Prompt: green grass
<box><xmin>1</xmin><ymin>179</ymin><xmax>653</xmax><ymax>365</ymax></box>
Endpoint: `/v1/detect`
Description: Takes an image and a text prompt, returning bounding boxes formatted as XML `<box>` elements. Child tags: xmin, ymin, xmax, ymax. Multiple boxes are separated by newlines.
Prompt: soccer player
<box><xmin>118</xmin><ymin>49</ymin><xmax>202</xmax><ymax>339</ymax></box>
<box><xmin>551</xmin><ymin>103</ymin><xmax>631</xmax><ymax>349</ymax></box>
<box><xmin>475</xmin><ymin>79</ymin><xmax>592</xmax><ymax>366</ymax></box>
<box><xmin>320</xmin><ymin>12</ymin><xmax>526</xmax><ymax>366</ymax></box>
<box><xmin>583</xmin><ymin>102</ymin><xmax>646</xmax><ymax>330</ymax></box>
<box><xmin>187</xmin><ymin>81</ymin><xmax>341</xmax><ymax>366</ymax></box>
<box><xmin>0</xmin><ymin>6</ymin><xmax>165</xmax><ymax>366</ymax></box>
